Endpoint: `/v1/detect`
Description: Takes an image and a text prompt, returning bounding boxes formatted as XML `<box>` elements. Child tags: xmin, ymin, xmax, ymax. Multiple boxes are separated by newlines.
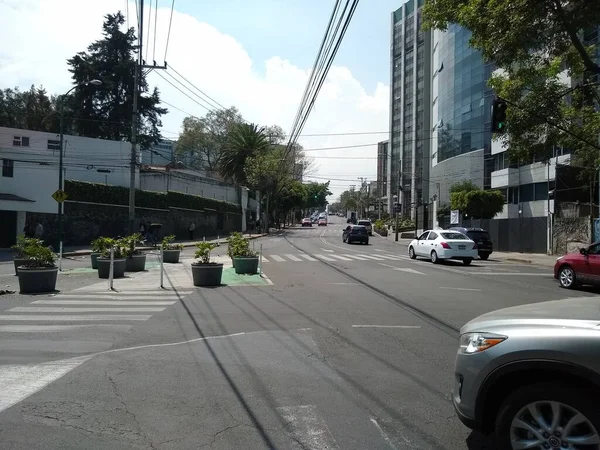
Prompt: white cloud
<box><xmin>0</xmin><ymin>0</ymin><xmax>389</xmax><ymax>199</ymax></box>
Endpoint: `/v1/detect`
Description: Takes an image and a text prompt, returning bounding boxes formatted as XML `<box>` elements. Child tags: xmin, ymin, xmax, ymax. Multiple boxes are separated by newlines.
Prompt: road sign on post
<box><xmin>450</xmin><ymin>210</ymin><xmax>460</xmax><ymax>225</ymax></box>
<box><xmin>52</xmin><ymin>189</ymin><xmax>68</xmax><ymax>203</ymax></box>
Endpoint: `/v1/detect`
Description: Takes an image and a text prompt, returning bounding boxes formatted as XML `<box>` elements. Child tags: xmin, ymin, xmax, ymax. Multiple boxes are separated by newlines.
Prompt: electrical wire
<box><xmin>168</xmin><ymin>65</ymin><xmax>229</xmax><ymax>111</ymax></box>
<box><xmin>164</xmin><ymin>0</ymin><xmax>175</xmax><ymax>62</ymax></box>
<box><xmin>153</xmin><ymin>71</ymin><xmax>211</xmax><ymax>112</ymax></box>
<box><xmin>163</xmin><ymin>70</ymin><xmax>223</xmax><ymax>111</ymax></box>
<box><xmin>144</xmin><ymin>0</ymin><xmax>152</xmax><ymax>63</ymax></box>
<box><xmin>152</xmin><ymin>0</ymin><xmax>158</xmax><ymax>62</ymax></box>
<box><xmin>125</xmin><ymin>0</ymin><xmax>130</xmax><ymax>31</ymax></box>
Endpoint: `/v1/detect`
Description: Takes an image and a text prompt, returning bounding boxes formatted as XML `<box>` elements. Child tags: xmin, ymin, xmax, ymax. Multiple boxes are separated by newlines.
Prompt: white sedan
<box><xmin>408</xmin><ymin>230</ymin><xmax>478</xmax><ymax>265</ymax></box>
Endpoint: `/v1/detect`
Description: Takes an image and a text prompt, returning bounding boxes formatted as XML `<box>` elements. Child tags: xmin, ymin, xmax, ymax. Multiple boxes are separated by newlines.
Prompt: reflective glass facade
<box><xmin>435</xmin><ymin>25</ymin><xmax>494</xmax><ymax>169</ymax></box>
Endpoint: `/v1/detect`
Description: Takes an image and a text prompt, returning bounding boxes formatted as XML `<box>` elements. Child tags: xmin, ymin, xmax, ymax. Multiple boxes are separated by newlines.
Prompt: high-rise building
<box><xmin>142</xmin><ymin>139</ymin><xmax>175</xmax><ymax>166</ymax></box>
<box><xmin>376</xmin><ymin>140</ymin><xmax>388</xmax><ymax>211</ymax></box>
<box><xmin>387</xmin><ymin>0</ymin><xmax>432</xmax><ymax>220</ymax></box>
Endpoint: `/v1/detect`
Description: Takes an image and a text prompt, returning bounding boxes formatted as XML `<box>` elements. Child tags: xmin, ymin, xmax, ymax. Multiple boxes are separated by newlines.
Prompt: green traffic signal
<box><xmin>491</xmin><ymin>98</ymin><xmax>507</xmax><ymax>133</ymax></box>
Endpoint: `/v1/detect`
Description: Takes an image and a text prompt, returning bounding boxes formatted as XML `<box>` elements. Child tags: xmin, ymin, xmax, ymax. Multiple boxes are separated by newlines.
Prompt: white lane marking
<box><xmin>285</xmin><ymin>254</ymin><xmax>303</xmax><ymax>262</ymax></box>
<box><xmin>394</xmin><ymin>268</ymin><xmax>426</xmax><ymax>275</ymax></box>
<box><xmin>355</xmin><ymin>254</ymin><xmax>386</xmax><ymax>261</ymax></box>
<box><xmin>47</xmin><ymin>295</ymin><xmax>184</xmax><ymax>300</ymax></box>
<box><xmin>0</xmin><ymin>315</ymin><xmax>152</xmax><ymax>321</ymax></box>
<box><xmin>329</xmin><ymin>254</ymin><xmax>352</xmax><ymax>261</ymax></box>
<box><xmin>277</xmin><ymin>405</ymin><xmax>339</xmax><ymax>450</ymax></box>
<box><xmin>439</xmin><ymin>287</ymin><xmax>482</xmax><ymax>291</ymax></box>
<box><xmin>468</xmin><ymin>272</ymin><xmax>551</xmax><ymax>276</ymax></box>
<box><xmin>261</xmin><ymin>256</ymin><xmax>270</xmax><ymax>263</ymax></box>
<box><xmin>270</xmin><ymin>255</ymin><xmax>285</xmax><ymax>262</ymax></box>
<box><xmin>370</xmin><ymin>418</ymin><xmax>400</xmax><ymax>450</ymax></box>
<box><xmin>32</xmin><ymin>300</ymin><xmax>176</xmax><ymax>306</ymax></box>
<box><xmin>379</xmin><ymin>263</ymin><xmax>396</xmax><ymax>268</ymax></box>
<box><xmin>0</xmin><ymin>356</ymin><xmax>91</xmax><ymax>413</ymax></box>
<box><xmin>8</xmin><ymin>307</ymin><xmax>167</xmax><ymax>313</ymax></box>
<box><xmin>329</xmin><ymin>282</ymin><xmax>358</xmax><ymax>285</ymax></box>
<box><xmin>341</xmin><ymin>254</ymin><xmax>368</xmax><ymax>261</ymax></box>
<box><xmin>320</xmin><ymin>248</ymin><xmax>334</xmax><ymax>253</ymax></box>
<box><xmin>352</xmin><ymin>325</ymin><xmax>421</xmax><ymax>329</ymax></box>
<box><xmin>299</xmin><ymin>254</ymin><xmax>318</xmax><ymax>262</ymax></box>
<box><xmin>0</xmin><ymin>325</ymin><xmax>132</xmax><ymax>333</ymax></box>
<box><xmin>378</xmin><ymin>255</ymin><xmax>407</xmax><ymax>260</ymax></box>
<box><xmin>314</xmin><ymin>254</ymin><xmax>337</xmax><ymax>262</ymax></box>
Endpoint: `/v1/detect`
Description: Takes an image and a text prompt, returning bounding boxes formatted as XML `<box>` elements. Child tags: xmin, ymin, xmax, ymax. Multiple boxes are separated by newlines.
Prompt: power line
<box><xmin>152</xmin><ymin>0</ymin><xmax>158</xmax><ymax>62</ymax></box>
<box><xmin>153</xmin><ymin>71</ymin><xmax>211</xmax><ymax>112</ymax></box>
<box><xmin>162</xmin><ymin>70</ymin><xmax>219</xmax><ymax>110</ymax></box>
<box><xmin>144</xmin><ymin>0</ymin><xmax>152</xmax><ymax>62</ymax></box>
<box><xmin>168</xmin><ymin>65</ymin><xmax>228</xmax><ymax>111</ymax></box>
<box><xmin>164</xmin><ymin>0</ymin><xmax>175</xmax><ymax>62</ymax></box>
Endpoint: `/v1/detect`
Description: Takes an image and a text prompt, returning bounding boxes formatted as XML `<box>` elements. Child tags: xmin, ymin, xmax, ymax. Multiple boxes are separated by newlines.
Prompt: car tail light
<box><xmin>472</xmin><ymin>242</ymin><xmax>478</xmax><ymax>249</ymax></box>
<box><xmin>440</xmin><ymin>242</ymin><xmax>451</xmax><ymax>249</ymax></box>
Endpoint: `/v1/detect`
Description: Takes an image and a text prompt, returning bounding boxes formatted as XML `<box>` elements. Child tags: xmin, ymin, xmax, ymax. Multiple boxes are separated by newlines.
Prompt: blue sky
<box><xmin>165</xmin><ymin>0</ymin><xmax>402</xmax><ymax>93</ymax></box>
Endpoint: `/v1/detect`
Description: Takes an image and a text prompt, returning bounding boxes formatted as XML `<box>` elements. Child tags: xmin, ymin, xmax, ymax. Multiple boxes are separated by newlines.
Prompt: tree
<box><xmin>67</xmin><ymin>12</ymin><xmax>167</xmax><ymax>149</ymax></box>
<box><xmin>176</xmin><ymin>107</ymin><xmax>244</xmax><ymax>171</ymax></box>
<box><xmin>219</xmin><ymin>123</ymin><xmax>270</xmax><ymax>184</ymax></box>
<box><xmin>264</xmin><ymin>125</ymin><xmax>286</xmax><ymax>144</ymax></box>
<box><xmin>422</xmin><ymin>1</ymin><xmax>600</xmax><ymax>172</ymax></box>
<box><xmin>303</xmin><ymin>182</ymin><xmax>331</xmax><ymax>209</ymax></box>
<box><xmin>0</xmin><ymin>86</ymin><xmax>58</xmax><ymax>132</ymax></box>
<box><xmin>450</xmin><ymin>180</ymin><xmax>479</xmax><ymax>194</ymax></box>
<box><xmin>450</xmin><ymin>188</ymin><xmax>505</xmax><ymax>219</ymax></box>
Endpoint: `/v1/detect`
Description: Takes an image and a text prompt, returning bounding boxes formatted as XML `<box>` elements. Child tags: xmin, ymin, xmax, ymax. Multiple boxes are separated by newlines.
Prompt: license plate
<box><xmin>458</xmin><ymin>245</ymin><xmax>466</xmax><ymax>250</ymax></box>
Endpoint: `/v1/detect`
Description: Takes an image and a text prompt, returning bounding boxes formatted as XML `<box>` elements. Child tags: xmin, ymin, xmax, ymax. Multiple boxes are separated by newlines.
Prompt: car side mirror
<box><xmin>580</xmin><ymin>248</ymin><xmax>588</xmax><ymax>256</ymax></box>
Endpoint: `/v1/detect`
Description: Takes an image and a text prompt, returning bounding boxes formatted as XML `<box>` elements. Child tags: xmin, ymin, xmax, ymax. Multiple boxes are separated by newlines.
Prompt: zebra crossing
<box><xmin>260</xmin><ymin>251</ymin><xmax>408</xmax><ymax>263</ymax></box>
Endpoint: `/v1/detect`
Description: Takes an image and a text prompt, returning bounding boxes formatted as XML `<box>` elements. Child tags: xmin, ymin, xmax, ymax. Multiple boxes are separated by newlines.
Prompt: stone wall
<box><xmin>27</xmin><ymin>200</ymin><xmax>241</xmax><ymax>246</ymax></box>
<box><xmin>553</xmin><ymin>216</ymin><xmax>590</xmax><ymax>255</ymax></box>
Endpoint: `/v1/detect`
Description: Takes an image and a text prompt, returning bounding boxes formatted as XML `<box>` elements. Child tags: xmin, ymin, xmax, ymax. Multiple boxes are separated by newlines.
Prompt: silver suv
<box><xmin>453</xmin><ymin>297</ymin><xmax>600</xmax><ymax>449</ymax></box>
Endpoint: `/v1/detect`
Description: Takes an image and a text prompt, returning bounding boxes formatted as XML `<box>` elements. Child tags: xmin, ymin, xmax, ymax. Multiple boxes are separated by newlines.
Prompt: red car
<box><xmin>554</xmin><ymin>242</ymin><xmax>600</xmax><ymax>289</ymax></box>
<box><xmin>301</xmin><ymin>218</ymin><xmax>312</xmax><ymax>227</ymax></box>
<box><xmin>318</xmin><ymin>218</ymin><xmax>327</xmax><ymax>226</ymax></box>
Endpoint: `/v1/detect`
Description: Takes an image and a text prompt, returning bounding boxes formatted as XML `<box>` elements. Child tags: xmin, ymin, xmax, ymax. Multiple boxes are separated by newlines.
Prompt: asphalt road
<box><xmin>0</xmin><ymin>217</ymin><xmax>595</xmax><ymax>449</ymax></box>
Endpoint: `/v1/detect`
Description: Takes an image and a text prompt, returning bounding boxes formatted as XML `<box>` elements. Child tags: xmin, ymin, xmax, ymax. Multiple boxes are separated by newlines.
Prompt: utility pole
<box><xmin>129</xmin><ymin>0</ymin><xmax>167</xmax><ymax>234</ymax></box>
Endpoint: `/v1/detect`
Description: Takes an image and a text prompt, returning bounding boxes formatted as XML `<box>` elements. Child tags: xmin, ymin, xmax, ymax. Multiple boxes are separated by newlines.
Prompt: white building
<box><xmin>0</xmin><ymin>126</ymin><xmax>136</xmax><ymax>247</ymax></box>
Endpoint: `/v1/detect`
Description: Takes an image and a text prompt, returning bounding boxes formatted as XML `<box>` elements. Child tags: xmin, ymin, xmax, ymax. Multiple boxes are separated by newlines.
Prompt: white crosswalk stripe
<box><xmin>355</xmin><ymin>254</ymin><xmax>386</xmax><ymax>261</ymax></box>
<box><xmin>285</xmin><ymin>254</ymin><xmax>303</xmax><ymax>261</ymax></box>
<box><xmin>261</xmin><ymin>256</ymin><xmax>270</xmax><ymax>262</ymax></box>
<box><xmin>341</xmin><ymin>254</ymin><xmax>369</xmax><ymax>261</ymax></box>
<box><xmin>299</xmin><ymin>254</ymin><xmax>318</xmax><ymax>261</ymax></box>
<box><xmin>271</xmin><ymin>255</ymin><xmax>285</xmax><ymax>262</ymax></box>
<box><xmin>329</xmin><ymin>254</ymin><xmax>353</xmax><ymax>261</ymax></box>
<box><xmin>314</xmin><ymin>254</ymin><xmax>337</xmax><ymax>262</ymax></box>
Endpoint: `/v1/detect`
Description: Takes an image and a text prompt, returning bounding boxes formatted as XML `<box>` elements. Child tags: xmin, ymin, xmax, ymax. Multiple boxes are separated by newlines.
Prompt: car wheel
<box><xmin>409</xmin><ymin>247</ymin><xmax>416</xmax><ymax>259</ymax></box>
<box><xmin>431</xmin><ymin>250</ymin><xmax>439</xmax><ymax>264</ymax></box>
<box><xmin>495</xmin><ymin>383</ymin><xmax>600</xmax><ymax>450</ymax></box>
<box><xmin>365</xmin><ymin>240</ymin><xmax>369</xmax><ymax>245</ymax></box>
<box><xmin>463</xmin><ymin>258</ymin><xmax>472</xmax><ymax>266</ymax></box>
<box><xmin>479</xmin><ymin>253</ymin><xmax>489</xmax><ymax>260</ymax></box>
<box><xmin>559</xmin><ymin>265</ymin><xmax>577</xmax><ymax>289</ymax></box>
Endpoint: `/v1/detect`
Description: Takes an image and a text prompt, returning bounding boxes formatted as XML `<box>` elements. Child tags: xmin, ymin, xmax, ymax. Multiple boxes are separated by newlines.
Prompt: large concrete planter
<box><xmin>233</xmin><ymin>257</ymin><xmax>259</xmax><ymax>275</ymax></box>
<box><xmin>97</xmin><ymin>258</ymin><xmax>126</xmax><ymax>279</ymax></box>
<box><xmin>125</xmin><ymin>254</ymin><xmax>146</xmax><ymax>272</ymax></box>
<box><xmin>13</xmin><ymin>258</ymin><xmax>29</xmax><ymax>275</ymax></box>
<box><xmin>191</xmin><ymin>263</ymin><xmax>223</xmax><ymax>287</ymax></box>
<box><xmin>17</xmin><ymin>266</ymin><xmax>58</xmax><ymax>294</ymax></box>
<box><xmin>162</xmin><ymin>249</ymin><xmax>181</xmax><ymax>264</ymax></box>
<box><xmin>90</xmin><ymin>253</ymin><xmax>101</xmax><ymax>269</ymax></box>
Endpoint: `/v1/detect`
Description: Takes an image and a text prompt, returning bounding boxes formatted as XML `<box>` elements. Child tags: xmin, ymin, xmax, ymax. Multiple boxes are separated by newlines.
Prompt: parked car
<box><xmin>342</xmin><ymin>225</ymin><xmax>369</xmax><ymax>245</ymax></box>
<box><xmin>453</xmin><ymin>296</ymin><xmax>600</xmax><ymax>449</ymax></box>
<box><xmin>408</xmin><ymin>230</ymin><xmax>478</xmax><ymax>265</ymax></box>
<box><xmin>318</xmin><ymin>218</ymin><xmax>327</xmax><ymax>226</ymax></box>
<box><xmin>301</xmin><ymin>218</ymin><xmax>312</xmax><ymax>227</ymax></box>
<box><xmin>357</xmin><ymin>219</ymin><xmax>373</xmax><ymax>236</ymax></box>
<box><xmin>554</xmin><ymin>242</ymin><xmax>600</xmax><ymax>289</ymax></box>
<box><xmin>450</xmin><ymin>227</ymin><xmax>493</xmax><ymax>260</ymax></box>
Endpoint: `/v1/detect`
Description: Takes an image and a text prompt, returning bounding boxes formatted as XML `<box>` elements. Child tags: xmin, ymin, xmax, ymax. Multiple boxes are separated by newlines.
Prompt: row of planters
<box><xmin>190</xmin><ymin>233</ymin><xmax>259</xmax><ymax>287</ymax></box>
<box><xmin>11</xmin><ymin>237</ymin><xmax>59</xmax><ymax>294</ymax></box>
<box><xmin>91</xmin><ymin>234</ymin><xmax>185</xmax><ymax>279</ymax></box>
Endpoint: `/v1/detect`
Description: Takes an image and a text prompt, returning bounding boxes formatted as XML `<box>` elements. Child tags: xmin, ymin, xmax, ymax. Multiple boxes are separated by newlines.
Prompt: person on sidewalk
<box><xmin>33</xmin><ymin>221</ymin><xmax>44</xmax><ymax>240</ymax></box>
<box><xmin>188</xmin><ymin>221</ymin><xmax>196</xmax><ymax>240</ymax></box>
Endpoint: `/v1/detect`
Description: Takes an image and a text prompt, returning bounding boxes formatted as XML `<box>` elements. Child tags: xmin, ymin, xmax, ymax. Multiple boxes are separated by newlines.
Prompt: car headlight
<box><xmin>459</xmin><ymin>333</ymin><xmax>507</xmax><ymax>354</ymax></box>
<box><xmin>556</xmin><ymin>256</ymin><xmax>564</xmax><ymax>261</ymax></box>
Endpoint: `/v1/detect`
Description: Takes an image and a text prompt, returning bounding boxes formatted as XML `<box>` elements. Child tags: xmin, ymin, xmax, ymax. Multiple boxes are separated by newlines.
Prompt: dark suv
<box><xmin>450</xmin><ymin>227</ymin><xmax>493</xmax><ymax>260</ymax></box>
<box><xmin>343</xmin><ymin>225</ymin><xmax>369</xmax><ymax>245</ymax></box>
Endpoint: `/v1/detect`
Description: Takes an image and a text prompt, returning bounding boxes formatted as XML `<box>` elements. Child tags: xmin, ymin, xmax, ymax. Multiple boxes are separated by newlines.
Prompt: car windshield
<box><xmin>351</xmin><ymin>226</ymin><xmax>367</xmax><ymax>234</ymax></box>
<box><xmin>358</xmin><ymin>221</ymin><xmax>370</xmax><ymax>226</ymax></box>
<box><xmin>440</xmin><ymin>232</ymin><xmax>468</xmax><ymax>240</ymax></box>
<box><xmin>467</xmin><ymin>230</ymin><xmax>490</xmax><ymax>240</ymax></box>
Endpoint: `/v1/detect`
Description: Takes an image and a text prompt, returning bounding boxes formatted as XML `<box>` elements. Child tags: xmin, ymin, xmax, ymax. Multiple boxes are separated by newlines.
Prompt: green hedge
<box><xmin>65</xmin><ymin>180</ymin><xmax>240</xmax><ymax>213</ymax></box>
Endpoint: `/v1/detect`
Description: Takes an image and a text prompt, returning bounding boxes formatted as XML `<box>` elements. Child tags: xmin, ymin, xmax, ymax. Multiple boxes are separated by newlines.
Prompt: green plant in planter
<box><xmin>91</xmin><ymin>237</ymin><xmax>114</xmax><ymax>254</ymax></box>
<box><xmin>228</xmin><ymin>234</ymin><xmax>257</xmax><ymax>258</ymax></box>
<box><xmin>226</xmin><ymin>232</ymin><xmax>244</xmax><ymax>260</ymax></box>
<box><xmin>194</xmin><ymin>241</ymin><xmax>218</xmax><ymax>265</ymax></box>
<box><xmin>161</xmin><ymin>235</ymin><xmax>184</xmax><ymax>251</ymax></box>
<box><xmin>11</xmin><ymin>236</ymin><xmax>44</xmax><ymax>258</ymax></box>
<box><xmin>100</xmin><ymin>238</ymin><xmax>125</xmax><ymax>259</ymax></box>
<box><xmin>123</xmin><ymin>233</ymin><xmax>144</xmax><ymax>258</ymax></box>
<box><xmin>20</xmin><ymin>241</ymin><xmax>57</xmax><ymax>268</ymax></box>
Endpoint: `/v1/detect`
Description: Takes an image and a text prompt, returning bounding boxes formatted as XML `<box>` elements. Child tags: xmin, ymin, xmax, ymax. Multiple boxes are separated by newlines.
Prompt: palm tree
<box><xmin>219</xmin><ymin>123</ymin><xmax>270</xmax><ymax>184</ymax></box>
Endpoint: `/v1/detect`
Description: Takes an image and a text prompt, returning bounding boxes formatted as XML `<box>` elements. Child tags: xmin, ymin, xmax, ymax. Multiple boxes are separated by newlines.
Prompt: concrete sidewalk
<box><xmin>59</xmin><ymin>233</ymin><xmax>267</xmax><ymax>257</ymax></box>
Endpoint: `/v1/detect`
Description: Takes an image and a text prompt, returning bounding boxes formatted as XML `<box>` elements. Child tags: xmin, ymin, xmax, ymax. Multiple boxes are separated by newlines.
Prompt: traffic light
<box><xmin>491</xmin><ymin>98</ymin><xmax>507</xmax><ymax>133</ymax></box>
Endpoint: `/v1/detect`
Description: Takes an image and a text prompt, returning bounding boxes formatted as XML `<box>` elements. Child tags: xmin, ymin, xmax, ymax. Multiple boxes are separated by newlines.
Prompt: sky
<box><xmin>0</xmin><ymin>0</ymin><xmax>402</xmax><ymax>199</ymax></box>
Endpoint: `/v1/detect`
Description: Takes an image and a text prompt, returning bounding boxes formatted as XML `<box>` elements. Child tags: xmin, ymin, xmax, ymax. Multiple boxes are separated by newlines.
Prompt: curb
<box><xmin>61</xmin><ymin>233</ymin><xmax>268</xmax><ymax>258</ymax></box>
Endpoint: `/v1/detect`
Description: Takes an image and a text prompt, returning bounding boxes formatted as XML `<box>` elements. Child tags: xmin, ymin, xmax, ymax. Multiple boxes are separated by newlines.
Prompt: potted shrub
<box><xmin>90</xmin><ymin>237</ymin><xmax>112</xmax><ymax>269</ymax></box>
<box><xmin>10</xmin><ymin>236</ymin><xmax>42</xmax><ymax>275</ymax></box>
<box><xmin>226</xmin><ymin>232</ymin><xmax>244</xmax><ymax>268</ymax></box>
<box><xmin>17</xmin><ymin>240</ymin><xmax>58</xmax><ymax>294</ymax></box>
<box><xmin>97</xmin><ymin>239</ymin><xmax>126</xmax><ymax>279</ymax></box>
<box><xmin>232</xmin><ymin>236</ymin><xmax>259</xmax><ymax>275</ymax></box>
<box><xmin>191</xmin><ymin>241</ymin><xmax>223</xmax><ymax>287</ymax></box>
<box><xmin>123</xmin><ymin>233</ymin><xmax>146</xmax><ymax>272</ymax></box>
<box><xmin>161</xmin><ymin>235</ymin><xmax>184</xmax><ymax>263</ymax></box>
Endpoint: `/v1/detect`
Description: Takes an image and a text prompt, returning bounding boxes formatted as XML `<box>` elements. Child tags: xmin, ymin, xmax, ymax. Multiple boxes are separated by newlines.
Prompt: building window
<box><xmin>47</xmin><ymin>139</ymin><xmax>61</xmax><ymax>150</ymax></box>
<box><xmin>2</xmin><ymin>159</ymin><xmax>14</xmax><ymax>178</ymax></box>
<box><xmin>13</xmin><ymin>136</ymin><xmax>30</xmax><ymax>147</ymax></box>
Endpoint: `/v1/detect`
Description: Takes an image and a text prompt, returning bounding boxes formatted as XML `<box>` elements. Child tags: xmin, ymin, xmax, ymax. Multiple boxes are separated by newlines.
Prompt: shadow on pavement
<box><xmin>467</xmin><ymin>431</ymin><xmax>498</xmax><ymax>449</ymax></box>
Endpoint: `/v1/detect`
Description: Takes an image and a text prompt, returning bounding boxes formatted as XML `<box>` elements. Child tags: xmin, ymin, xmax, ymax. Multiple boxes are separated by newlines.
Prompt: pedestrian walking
<box><xmin>23</xmin><ymin>221</ymin><xmax>32</xmax><ymax>238</ymax></box>
<box><xmin>188</xmin><ymin>221</ymin><xmax>196</xmax><ymax>240</ymax></box>
<box><xmin>33</xmin><ymin>221</ymin><xmax>44</xmax><ymax>240</ymax></box>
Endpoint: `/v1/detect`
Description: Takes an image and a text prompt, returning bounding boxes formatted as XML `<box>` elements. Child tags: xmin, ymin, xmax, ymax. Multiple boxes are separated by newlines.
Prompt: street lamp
<box><xmin>57</xmin><ymin>79</ymin><xmax>102</xmax><ymax>262</ymax></box>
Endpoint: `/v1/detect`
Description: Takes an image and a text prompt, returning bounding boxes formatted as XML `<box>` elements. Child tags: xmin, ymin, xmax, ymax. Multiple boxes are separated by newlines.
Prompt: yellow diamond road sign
<box><xmin>52</xmin><ymin>189</ymin><xmax>68</xmax><ymax>203</ymax></box>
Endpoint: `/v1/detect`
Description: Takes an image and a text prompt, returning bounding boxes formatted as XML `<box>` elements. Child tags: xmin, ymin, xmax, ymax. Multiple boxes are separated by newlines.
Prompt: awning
<box><xmin>0</xmin><ymin>193</ymin><xmax>35</xmax><ymax>202</ymax></box>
